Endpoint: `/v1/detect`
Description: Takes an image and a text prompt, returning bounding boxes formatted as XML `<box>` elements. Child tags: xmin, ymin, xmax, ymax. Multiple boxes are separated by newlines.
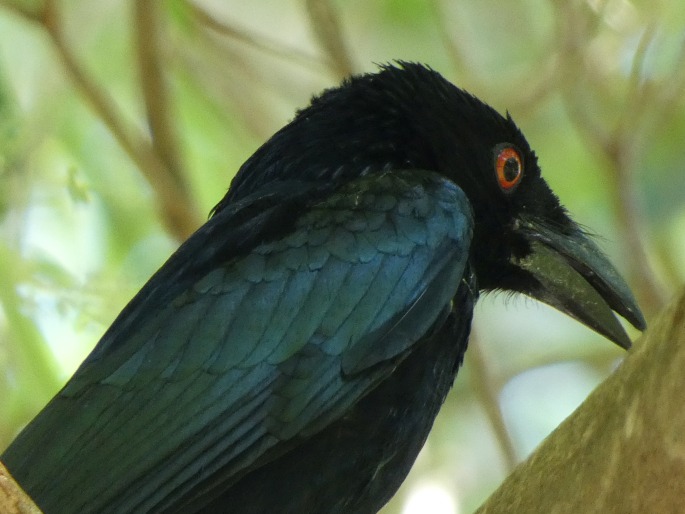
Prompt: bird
<box><xmin>1</xmin><ymin>62</ymin><xmax>645</xmax><ymax>514</ymax></box>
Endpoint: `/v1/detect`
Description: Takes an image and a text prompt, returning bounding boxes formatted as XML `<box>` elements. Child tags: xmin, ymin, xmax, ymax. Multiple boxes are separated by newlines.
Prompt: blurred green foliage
<box><xmin>0</xmin><ymin>0</ymin><xmax>683</xmax><ymax>512</ymax></box>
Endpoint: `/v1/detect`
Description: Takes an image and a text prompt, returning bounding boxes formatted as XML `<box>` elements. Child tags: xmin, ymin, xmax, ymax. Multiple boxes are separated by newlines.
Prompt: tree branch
<box><xmin>305</xmin><ymin>0</ymin><xmax>355</xmax><ymax>80</ymax></box>
<box><xmin>0</xmin><ymin>0</ymin><xmax>40</xmax><ymax>22</ymax></box>
<box><xmin>476</xmin><ymin>287</ymin><xmax>685</xmax><ymax>513</ymax></box>
<box><xmin>188</xmin><ymin>1</ymin><xmax>329</xmax><ymax>74</ymax></box>
<box><xmin>44</xmin><ymin>0</ymin><xmax>200</xmax><ymax>240</ymax></box>
<box><xmin>0</xmin><ymin>0</ymin><xmax>202</xmax><ymax>240</ymax></box>
<box><xmin>0</xmin><ymin>463</ymin><xmax>40</xmax><ymax>514</ymax></box>
<box><xmin>467</xmin><ymin>333</ymin><xmax>518</xmax><ymax>472</ymax></box>
<box><xmin>134</xmin><ymin>0</ymin><xmax>187</xmax><ymax>192</ymax></box>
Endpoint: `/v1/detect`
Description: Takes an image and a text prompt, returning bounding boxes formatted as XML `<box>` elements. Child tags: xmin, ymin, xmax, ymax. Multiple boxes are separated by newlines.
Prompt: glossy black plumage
<box><xmin>2</xmin><ymin>63</ymin><xmax>645</xmax><ymax>513</ymax></box>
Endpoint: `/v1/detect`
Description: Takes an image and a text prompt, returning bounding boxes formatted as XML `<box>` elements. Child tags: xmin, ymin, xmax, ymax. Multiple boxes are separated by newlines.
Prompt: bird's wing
<box><xmin>2</xmin><ymin>170</ymin><xmax>473</xmax><ymax>513</ymax></box>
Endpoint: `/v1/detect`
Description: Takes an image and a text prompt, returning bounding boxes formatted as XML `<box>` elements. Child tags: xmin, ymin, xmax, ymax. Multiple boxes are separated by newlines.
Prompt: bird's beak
<box><xmin>513</xmin><ymin>217</ymin><xmax>646</xmax><ymax>349</ymax></box>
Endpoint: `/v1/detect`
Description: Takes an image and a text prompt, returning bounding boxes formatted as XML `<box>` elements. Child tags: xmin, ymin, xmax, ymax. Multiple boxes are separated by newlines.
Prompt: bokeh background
<box><xmin>1</xmin><ymin>1</ymin><xmax>684</xmax><ymax>512</ymax></box>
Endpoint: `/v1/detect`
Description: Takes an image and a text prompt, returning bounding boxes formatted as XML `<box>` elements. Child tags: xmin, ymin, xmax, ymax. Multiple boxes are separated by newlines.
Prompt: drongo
<box><xmin>2</xmin><ymin>62</ymin><xmax>645</xmax><ymax>513</ymax></box>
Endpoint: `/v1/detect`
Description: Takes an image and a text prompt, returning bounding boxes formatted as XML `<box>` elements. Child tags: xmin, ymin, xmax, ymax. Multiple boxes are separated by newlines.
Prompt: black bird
<box><xmin>2</xmin><ymin>63</ymin><xmax>645</xmax><ymax>513</ymax></box>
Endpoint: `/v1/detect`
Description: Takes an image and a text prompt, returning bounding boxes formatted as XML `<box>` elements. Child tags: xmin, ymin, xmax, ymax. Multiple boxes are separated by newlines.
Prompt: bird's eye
<box><xmin>494</xmin><ymin>144</ymin><xmax>523</xmax><ymax>193</ymax></box>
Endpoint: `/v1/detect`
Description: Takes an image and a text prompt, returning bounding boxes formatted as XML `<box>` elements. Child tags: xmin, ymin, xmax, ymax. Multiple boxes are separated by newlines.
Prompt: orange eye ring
<box><xmin>494</xmin><ymin>145</ymin><xmax>523</xmax><ymax>193</ymax></box>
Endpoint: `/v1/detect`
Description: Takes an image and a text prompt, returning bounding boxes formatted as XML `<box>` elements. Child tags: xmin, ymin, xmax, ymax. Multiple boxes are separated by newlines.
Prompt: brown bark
<box><xmin>476</xmin><ymin>287</ymin><xmax>685</xmax><ymax>514</ymax></box>
<box><xmin>0</xmin><ymin>463</ymin><xmax>41</xmax><ymax>513</ymax></box>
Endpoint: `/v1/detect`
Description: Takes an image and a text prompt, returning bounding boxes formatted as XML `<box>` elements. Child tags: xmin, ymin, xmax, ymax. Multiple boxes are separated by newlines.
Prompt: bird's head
<box><xmin>379</xmin><ymin>63</ymin><xmax>646</xmax><ymax>347</ymax></box>
<box><xmin>229</xmin><ymin>62</ymin><xmax>646</xmax><ymax>348</ymax></box>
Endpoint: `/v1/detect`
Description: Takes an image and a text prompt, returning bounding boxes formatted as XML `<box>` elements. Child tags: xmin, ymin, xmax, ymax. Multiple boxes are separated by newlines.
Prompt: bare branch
<box><xmin>620</xmin><ymin>23</ymin><xmax>656</xmax><ymax>130</ymax></box>
<box><xmin>476</xmin><ymin>287</ymin><xmax>685</xmax><ymax>513</ymax></box>
<box><xmin>0</xmin><ymin>463</ymin><xmax>40</xmax><ymax>514</ymax></box>
<box><xmin>134</xmin><ymin>1</ymin><xmax>188</xmax><ymax>191</ymax></box>
<box><xmin>305</xmin><ymin>0</ymin><xmax>355</xmax><ymax>80</ymax></box>
<box><xmin>467</xmin><ymin>334</ymin><xmax>518</xmax><ymax>472</ymax></box>
<box><xmin>0</xmin><ymin>0</ymin><xmax>41</xmax><ymax>23</ymax></box>
<box><xmin>188</xmin><ymin>1</ymin><xmax>330</xmax><ymax>74</ymax></box>
<box><xmin>33</xmin><ymin>0</ymin><xmax>201</xmax><ymax>240</ymax></box>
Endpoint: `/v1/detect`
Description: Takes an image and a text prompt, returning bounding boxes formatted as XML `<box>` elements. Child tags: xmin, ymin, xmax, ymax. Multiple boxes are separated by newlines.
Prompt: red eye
<box><xmin>494</xmin><ymin>145</ymin><xmax>523</xmax><ymax>192</ymax></box>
